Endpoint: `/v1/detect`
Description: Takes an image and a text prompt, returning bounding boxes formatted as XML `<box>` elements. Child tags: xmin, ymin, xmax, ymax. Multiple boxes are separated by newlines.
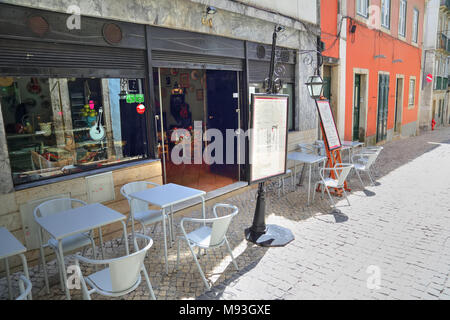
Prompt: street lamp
<box><xmin>305</xmin><ymin>73</ymin><xmax>324</xmax><ymax>99</ymax></box>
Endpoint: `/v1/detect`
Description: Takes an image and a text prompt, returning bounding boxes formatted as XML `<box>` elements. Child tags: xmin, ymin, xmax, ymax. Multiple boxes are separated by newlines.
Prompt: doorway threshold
<box><xmin>170</xmin><ymin>181</ymin><xmax>249</xmax><ymax>213</ymax></box>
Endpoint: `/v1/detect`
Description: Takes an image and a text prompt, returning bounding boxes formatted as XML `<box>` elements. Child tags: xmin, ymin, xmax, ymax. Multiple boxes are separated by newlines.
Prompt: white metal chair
<box><xmin>313</xmin><ymin>163</ymin><xmax>354</xmax><ymax>209</ymax></box>
<box><xmin>34</xmin><ymin>198</ymin><xmax>97</xmax><ymax>294</ymax></box>
<box><xmin>362</xmin><ymin>146</ymin><xmax>383</xmax><ymax>177</ymax></box>
<box><xmin>351</xmin><ymin>151</ymin><xmax>379</xmax><ymax>187</ymax></box>
<box><xmin>120</xmin><ymin>181</ymin><xmax>169</xmax><ymax>238</ymax></box>
<box><xmin>176</xmin><ymin>203</ymin><xmax>239</xmax><ymax>289</ymax></box>
<box><xmin>16</xmin><ymin>275</ymin><xmax>32</xmax><ymax>300</ymax></box>
<box><xmin>75</xmin><ymin>233</ymin><xmax>156</xmax><ymax>300</ymax></box>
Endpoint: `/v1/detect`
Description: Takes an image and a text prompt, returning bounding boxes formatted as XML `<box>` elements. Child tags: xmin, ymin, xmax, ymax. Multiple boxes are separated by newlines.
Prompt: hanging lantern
<box><xmin>305</xmin><ymin>74</ymin><xmax>324</xmax><ymax>99</ymax></box>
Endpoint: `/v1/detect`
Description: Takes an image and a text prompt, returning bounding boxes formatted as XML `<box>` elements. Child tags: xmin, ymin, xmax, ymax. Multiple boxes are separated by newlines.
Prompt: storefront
<box><xmin>0</xmin><ymin>3</ymin><xmax>302</xmax><ymax>275</ymax></box>
<box><xmin>0</xmin><ymin>4</ymin><xmax>297</xmax><ymax>194</ymax></box>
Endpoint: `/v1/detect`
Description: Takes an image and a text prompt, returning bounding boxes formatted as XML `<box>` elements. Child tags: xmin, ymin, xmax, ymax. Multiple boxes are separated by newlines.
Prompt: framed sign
<box><xmin>249</xmin><ymin>93</ymin><xmax>289</xmax><ymax>184</ymax></box>
<box><xmin>315</xmin><ymin>99</ymin><xmax>341</xmax><ymax>151</ymax></box>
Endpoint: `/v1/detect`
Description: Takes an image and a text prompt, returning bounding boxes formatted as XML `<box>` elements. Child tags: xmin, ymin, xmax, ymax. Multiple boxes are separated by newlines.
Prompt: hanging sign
<box><xmin>249</xmin><ymin>94</ymin><xmax>289</xmax><ymax>184</ymax></box>
<box><xmin>135</xmin><ymin>94</ymin><xmax>145</xmax><ymax>103</ymax></box>
<box><xmin>315</xmin><ymin>99</ymin><xmax>341</xmax><ymax>150</ymax></box>
<box><xmin>126</xmin><ymin>94</ymin><xmax>136</xmax><ymax>103</ymax></box>
<box><xmin>136</xmin><ymin>104</ymin><xmax>146</xmax><ymax>114</ymax></box>
<box><xmin>426</xmin><ymin>74</ymin><xmax>433</xmax><ymax>83</ymax></box>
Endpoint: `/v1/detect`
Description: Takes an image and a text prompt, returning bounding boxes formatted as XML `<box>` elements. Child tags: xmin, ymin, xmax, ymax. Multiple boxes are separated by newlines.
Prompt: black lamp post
<box><xmin>245</xmin><ymin>25</ymin><xmax>295</xmax><ymax>247</ymax></box>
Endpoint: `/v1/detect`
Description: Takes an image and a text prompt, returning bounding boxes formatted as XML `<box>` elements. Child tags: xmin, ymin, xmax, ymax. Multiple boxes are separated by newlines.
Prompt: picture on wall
<box><xmin>196</xmin><ymin>89</ymin><xmax>204</xmax><ymax>101</ymax></box>
<box><xmin>180</xmin><ymin>73</ymin><xmax>190</xmax><ymax>88</ymax></box>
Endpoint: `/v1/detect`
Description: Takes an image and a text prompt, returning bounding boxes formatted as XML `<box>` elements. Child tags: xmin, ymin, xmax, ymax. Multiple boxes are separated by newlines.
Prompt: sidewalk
<box><xmin>1</xmin><ymin>127</ymin><xmax>450</xmax><ymax>300</ymax></box>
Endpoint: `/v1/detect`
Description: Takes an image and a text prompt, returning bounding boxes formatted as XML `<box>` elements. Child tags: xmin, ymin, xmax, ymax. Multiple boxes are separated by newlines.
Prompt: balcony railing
<box><xmin>437</xmin><ymin>33</ymin><xmax>450</xmax><ymax>52</ymax></box>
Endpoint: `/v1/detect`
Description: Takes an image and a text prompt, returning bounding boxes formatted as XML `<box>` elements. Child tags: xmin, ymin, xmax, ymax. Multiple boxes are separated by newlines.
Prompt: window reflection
<box><xmin>0</xmin><ymin>76</ymin><xmax>149</xmax><ymax>185</ymax></box>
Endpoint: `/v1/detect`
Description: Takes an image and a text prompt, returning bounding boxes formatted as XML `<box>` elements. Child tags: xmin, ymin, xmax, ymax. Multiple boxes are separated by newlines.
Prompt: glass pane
<box><xmin>249</xmin><ymin>82</ymin><xmax>295</xmax><ymax>131</ymax></box>
<box><xmin>0</xmin><ymin>76</ymin><xmax>149</xmax><ymax>185</ymax></box>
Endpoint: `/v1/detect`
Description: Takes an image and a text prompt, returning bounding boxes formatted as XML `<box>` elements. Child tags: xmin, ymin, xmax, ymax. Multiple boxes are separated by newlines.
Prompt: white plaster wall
<box><xmin>238</xmin><ymin>0</ymin><xmax>317</xmax><ymax>25</ymax></box>
<box><xmin>423</xmin><ymin>0</ymin><xmax>439</xmax><ymax>49</ymax></box>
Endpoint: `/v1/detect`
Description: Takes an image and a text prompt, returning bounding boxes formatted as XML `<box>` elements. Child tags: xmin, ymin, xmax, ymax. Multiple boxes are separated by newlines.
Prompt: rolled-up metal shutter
<box><xmin>248</xmin><ymin>60</ymin><xmax>295</xmax><ymax>83</ymax></box>
<box><xmin>151</xmin><ymin>50</ymin><xmax>243</xmax><ymax>71</ymax></box>
<box><xmin>0</xmin><ymin>38</ymin><xmax>146</xmax><ymax>78</ymax></box>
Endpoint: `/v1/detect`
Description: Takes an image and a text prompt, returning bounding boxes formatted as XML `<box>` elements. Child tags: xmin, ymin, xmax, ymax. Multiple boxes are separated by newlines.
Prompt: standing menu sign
<box><xmin>315</xmin><ymin>99</ymin><xmax>341</xmax><ymax>151</ymax></box>
<box><xmin>249</xmin><ymin>94</ymin><xmax>289</xmax><ymax>183</ymax></box>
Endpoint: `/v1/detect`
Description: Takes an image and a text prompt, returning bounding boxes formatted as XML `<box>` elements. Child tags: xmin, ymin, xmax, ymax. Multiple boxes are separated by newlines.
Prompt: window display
<box><xmin>0</xmin><ymin>76</ymin><xmax>149</xmax><ymax>185</ymax></box>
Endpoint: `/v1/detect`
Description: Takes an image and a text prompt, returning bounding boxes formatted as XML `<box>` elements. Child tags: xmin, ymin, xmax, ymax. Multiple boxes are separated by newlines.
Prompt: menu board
<box><xmin>315</xmin><ymin>99</ymin><xmax>341</xmax><ymax>151</ymax></box>
<box><xmin>250</xmin><ymin>94</ymin><xmax>289</xmax><ymax>183</ymax></box>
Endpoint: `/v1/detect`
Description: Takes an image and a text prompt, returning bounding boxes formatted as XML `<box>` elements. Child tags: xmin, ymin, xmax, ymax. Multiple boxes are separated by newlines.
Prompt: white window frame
<box><xmin>412</xmin><ymin>8</ymin><xmax>419</xmax><ymax>43</ymax></box>
<box><xmin>356</xmin><ymin>0</ymin><xmax>369</xmax><ymax>18</ymax></box>
<box><xmin>398</xmin><ymin>0</ymin><xmax>407</xmax><ymax>37</ymax></box>
<box><xmin>381</xmin><ymin>0</ymin><xmax>391</xmax><ymax>29</ymax></box>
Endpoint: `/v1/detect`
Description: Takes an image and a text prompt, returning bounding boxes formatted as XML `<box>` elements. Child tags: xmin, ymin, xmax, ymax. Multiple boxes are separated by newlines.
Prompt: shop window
<box><xmin>0</xmin><ymin>76</ymin><xmax>149</xmax><ymax>186</ymax></box>
<box><xmin>249</xmin><ymin>83</ymin><xmax>295</xmax><ymax>131</ymax></box>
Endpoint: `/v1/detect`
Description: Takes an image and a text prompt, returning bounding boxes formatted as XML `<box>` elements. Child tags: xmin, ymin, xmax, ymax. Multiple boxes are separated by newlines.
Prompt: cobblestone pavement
<box><xmin>1</xmin><ymin>127</ymin><xmax>450</xmax><ymax>300</ymax></box>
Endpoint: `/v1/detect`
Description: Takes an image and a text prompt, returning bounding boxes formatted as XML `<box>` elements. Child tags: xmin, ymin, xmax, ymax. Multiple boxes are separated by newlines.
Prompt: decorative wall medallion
<box><xmin>256</xmin><ymin>45</ymin><xmax>266</xmax><ymax>59</ymax></box>
<box><xmin>102</xmin><ymin>23</ymin><xmax>123</xmax><ymax>45</ymax></box>
<box><xmin>28</xmin><ymin>15</ymin><xmax>49</xmax><ymax>37</ymax></box>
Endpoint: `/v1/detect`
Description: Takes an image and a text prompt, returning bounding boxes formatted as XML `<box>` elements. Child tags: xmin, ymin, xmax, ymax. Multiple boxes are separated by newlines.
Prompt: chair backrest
<box><xmin>120</xmin><ymin>181</ymin><xmax>160</xmax><ymax>213</ymax></box>
<box><xmin>33</xmin><ymin>198</ymin><xmax>87</xmax><ymax>220</ymax></box>
<box><xmin>335</xmin><ymin>164</ymin><xmax>354</xmax><ymax>186</ymax></box>
<box><xmin>107</xmin><ymin>234</ymin><xmax>153</xmax><ymax>293</ymax></box>
<box><xmin>209</xmin><ymin>204</ymin><xmax>239</xmax><ymax>247</ymax></box>
<box><xmin>16</xmin><ymin>275</ymin><xmax>32</xmax><ymax>300</ymax></box>
<box><xmin>362</xmin><ymin>152</ymin><xmax>378</xmax><ymax>169</ymax></box>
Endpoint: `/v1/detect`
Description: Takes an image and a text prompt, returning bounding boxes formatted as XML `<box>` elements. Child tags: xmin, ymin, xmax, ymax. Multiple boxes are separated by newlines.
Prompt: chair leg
<box><xmin>76</xmin><ymin>267</ymin><xmax>91</xmax><ymax>300</ymax></box>
<box><xmin>356</xmin><ymin>170</ymin><xmax>365</xmax><ymax>188</ymax></box>
<box><xmin>324</xmin><ymin>186</ymin><xmax>336</xmax><ymax>209</ymax></box>
<box><xmin>186</xmin><ymin>240</ymin><xmax>210</xmax><ymax>289</ymax></box>
<box><xmin>312</xmin><ymin>182</ymin><xmax>319</xmax><ymax>202</ymax></box>
<box><xmin>367</xmin><ymin>171</ymin><xmax>375</xmax><ymax>186</ymax></box>
<box><xmin>342</xmin><ymin>188</ymin><xmax>351</xmax><ymax>206</ymax></box>
<box><xmin>54</xmin><ymin>249</ymin><xmax>65</xmax><ymax>291</ymax></box>
<box><xmin>176</xmin><ymin>237</ymin><xmax>181</xmax><ymax>271</ymax></box>
<box><xmin>151</xmin><ymin>222</ymin><xmax>159</xmax><ymax>234</ymax></box>
<box><xmin>224</xmin><ymin>237</ymin><xmax>238</xmax><ymax>271</ymax></box>
<box><xmin>141</xmin><ymin>267</ymin><xmax>156</xmax><ymax>300</ymax></box>
<box><xmin>39</xmin><ymin>245</ymin><xmax>50</xmax><ymax>294</ymax></box>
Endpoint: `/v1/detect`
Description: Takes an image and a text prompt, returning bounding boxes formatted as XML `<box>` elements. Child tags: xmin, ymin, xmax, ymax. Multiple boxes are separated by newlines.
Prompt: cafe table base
<box><xmin>245</xmin><ymin>224</ymin><xmax>294</xmax><ymax>247</ymax></box>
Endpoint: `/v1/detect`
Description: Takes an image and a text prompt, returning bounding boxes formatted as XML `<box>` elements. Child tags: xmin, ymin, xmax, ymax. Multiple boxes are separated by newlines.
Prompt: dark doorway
<box><xmin>206</xmin><ymin>70</ymin><xmax>239</xmax><ymax>181</ymax></box>
<box><xmin>394</xmin><ymin>78</ymin><xmax>403</xmax><ymax>134</ymax></box>
<box><xmin>377</xmin><ymin>74</ymin><xmax>389</xmax><ymax>143</ymax></box>
<box><xmin>353</xmin><ymin>74</ymin><xmax>361</xmax><ymax>141</ymax></box>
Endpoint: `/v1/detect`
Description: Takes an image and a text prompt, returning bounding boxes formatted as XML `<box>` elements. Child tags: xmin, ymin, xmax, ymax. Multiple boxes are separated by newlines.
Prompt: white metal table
<box><xmin>0</xmin><ymin>227</ymin><xmax>31</xmax><ymax>300</ymax></box>
<box><xmin>342</xmin><ymin>140</ymin><xmax>364</xmax><ymax>161</ymax></box>
<box><xmin>129</xmin><ymin>183</ymin><xmax>206</xmax><ymax>274</ymax></box>
<box><xmin>34</xmin><ymin>203</ymin><xmax>129</xmax><ymax>300</ymax></box>
<box><xmin>287</xmin><ymin>152</ymin><xmax>327</xmax><ymax>205</ymax></box>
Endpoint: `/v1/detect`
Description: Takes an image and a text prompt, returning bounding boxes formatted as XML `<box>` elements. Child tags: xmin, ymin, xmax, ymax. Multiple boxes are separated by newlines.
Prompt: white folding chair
<box><xmin>120</xmin><ymin>181</ymin><xmax>169</xmax><ymax>263</ymax></box>
<box><xmin>34</xmin><ymin>198</ymin><xmax>96</xmax><ymax>294</ymax></box>
<box><xmin>362</xmin><ymin>146</ymin><xmax>383</xmax><ymax>177</ymax></box>
<box><xmin>313</xmin><ymin>163</ymin><xmax>354</xmax><ymax>209</ymax></box>
<box><xmin>75</xmin><ymin>233</ymin><xmax>156</xmax><ymax>300</ymax></box>
<box><xmin>351</xmin><ymin>151</ymin><xmax>379</xmax><ymax>187</ymax></box>
<box><xmin>16</xmin><ymin>275</ymin><xmax>32</xmax><ymax>300</ymax></box>
<box><xmin>120</xmin><ymin>182</ymin><xmax>169</xmax><ymax>236</ymax></box>
<box><xmin>176</xmin><ymin>204</ymin><xmax>239</xmax><ymax>289</ymax></box>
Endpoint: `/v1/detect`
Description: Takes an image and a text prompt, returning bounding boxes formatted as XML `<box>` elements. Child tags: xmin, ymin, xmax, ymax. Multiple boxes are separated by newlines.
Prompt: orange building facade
<box><xmin>321</xmin><ymin>0</ymin><xmax>425</xmax><ymax>145</ymax></box>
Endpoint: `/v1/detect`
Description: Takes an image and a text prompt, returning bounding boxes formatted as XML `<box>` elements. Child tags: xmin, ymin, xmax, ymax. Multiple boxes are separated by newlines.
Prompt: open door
<box><xmin>206</xmin><ymin>70</ymin><xmax>239</xmax><ymax>181</ymax></box>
